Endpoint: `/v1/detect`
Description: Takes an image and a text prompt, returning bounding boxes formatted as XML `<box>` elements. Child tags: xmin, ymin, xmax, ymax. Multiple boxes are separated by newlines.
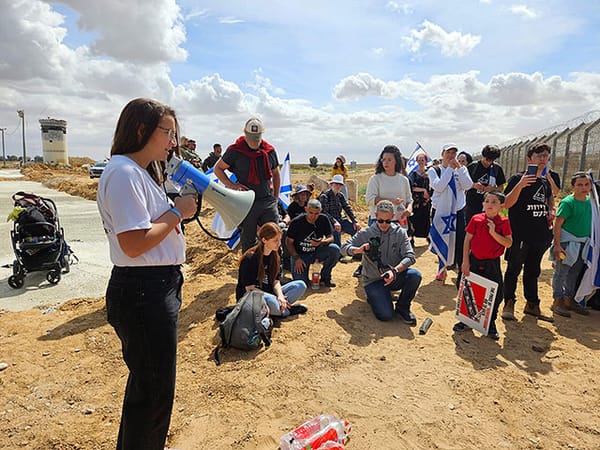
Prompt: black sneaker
<box><xmin>320</xmin><ymin>279</ymin><xmax>337</xmax><ymax>288</ymax></box>
<box><xmin>288</xmin><ymin>304</ymin><xmax>308</xmax><ymax>316</ymax></box>
<box><xmin>452</xmin><ymin>322</ymin><xmax>469</xmax><ymax>332</ymax></box>
<box><xmin>487</xmin><ymin>325</ymin><xmax>500</xmax><ymax>340</ymax></box>
<box><xmin>352</xmin><ymin>265</ymin><xmax>362</xmax><ymax>278</ymax></box>
<box><xmin>397</xmin><ymin>309</ymin><xmax>417</xmax><ymax>326</ymax></box>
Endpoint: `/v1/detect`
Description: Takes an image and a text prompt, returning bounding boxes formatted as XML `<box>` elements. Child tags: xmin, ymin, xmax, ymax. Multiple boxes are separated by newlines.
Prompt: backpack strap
<box><xmin>213</xmin><ymin>345</ymin><xmax>223</xmax><ymax>366</ymax></box>
<box><xmin>251</xmin><ymin>292</ymin><xmax>272</xmax><ymax>347</ymax></box>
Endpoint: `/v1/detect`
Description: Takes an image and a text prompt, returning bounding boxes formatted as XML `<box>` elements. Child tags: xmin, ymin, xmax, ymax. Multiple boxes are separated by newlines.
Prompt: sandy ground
<box><xmin>0</xmin><ymin>163</ymin><xmax>599</xmax><ymax>450</ymax></box>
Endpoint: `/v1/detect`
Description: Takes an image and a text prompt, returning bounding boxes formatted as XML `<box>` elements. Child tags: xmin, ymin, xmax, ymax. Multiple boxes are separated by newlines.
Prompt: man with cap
<box><xmin>180</xmin><ymin>137</ymin><xmax>202</xmax><ymax>168</ymax></box>
<box><xmin>428</xmin><ymin>143</ymin><xmax>473</xmax><ymax>284</ymax></box>
<box><xmin>332</xmin><ymin>154</ymin><xmax>349</xmax><ymax>199</ymax></box>
<box><xmin>286</xmin><ymin>199</ymin><xmax>340</xmax><ymax>287</ymax></box>
<box><xmin>214</xmin><ymin>117</ymin><xmax>281</xmax><ymax>252</ymax></box>
<box><xmin>319</xmin><ymin>174</ymin><xmax>361</xmax><ymax>247</ymax></box>
<box><xmin>287</xmin><ymin>184</ymin><xmax>312</xmax><ymax>222</ymax></box>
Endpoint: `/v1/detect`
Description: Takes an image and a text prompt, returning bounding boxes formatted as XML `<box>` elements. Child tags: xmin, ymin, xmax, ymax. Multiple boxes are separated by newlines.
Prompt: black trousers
<box><xmin>468</xmin><ymin>255</ymin><xmax>503</xmax><ymax>329</ymax></box>
<box><xmin>106</xmin><ymin>265</ymin><xmax>183</xmax><ymax>450</ymax></box>
<box><xmin>503</xmin><ymin>239</ymin><xmax>549</xmax><ymax>305</ymax></box>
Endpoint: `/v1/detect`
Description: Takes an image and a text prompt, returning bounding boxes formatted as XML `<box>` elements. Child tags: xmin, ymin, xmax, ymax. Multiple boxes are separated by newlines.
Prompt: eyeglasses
<box><xmin>156</xmin><ymin>125</ymin><xmax>177</xmax><ymax>140</ymax></box>
<box><xmin>376</xmin><ymin>219</ymin><xmax>394</xmax><ymax>224</ymax></box>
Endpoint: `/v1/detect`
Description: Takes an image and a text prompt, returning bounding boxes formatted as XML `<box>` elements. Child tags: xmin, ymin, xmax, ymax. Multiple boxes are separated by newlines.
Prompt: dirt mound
<box><xmin>1</xmin><ymin>162</ymin><xmax>599</xmax><ymax>449</ymax></box>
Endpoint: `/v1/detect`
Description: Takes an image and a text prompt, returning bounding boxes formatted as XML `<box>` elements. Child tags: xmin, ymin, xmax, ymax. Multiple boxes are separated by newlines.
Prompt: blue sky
<box><xmin>1</xmin><ymin>0</ymin><xmax>600</xmax><ymax>164</ymax></box>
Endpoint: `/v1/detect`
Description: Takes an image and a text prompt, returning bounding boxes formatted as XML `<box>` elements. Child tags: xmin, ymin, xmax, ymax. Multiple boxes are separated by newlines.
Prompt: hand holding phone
<box><xmin>526</xmin><ymin>164</ymin><xmax>538</xmax><ymax>176</ymax></box>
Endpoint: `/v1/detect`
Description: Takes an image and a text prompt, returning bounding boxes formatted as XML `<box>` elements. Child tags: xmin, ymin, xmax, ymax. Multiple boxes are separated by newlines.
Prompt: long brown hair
<box><xmin>375</xmin><ymin>145</ymin><xmax>406</xmax><ymax>175</ymax></box>
<box><xmin>110</xmin><ymin>98</ymin><xmax>179</xmax><ymax>184</ymax></box>
<box><xmin>240</xmin><ymin>222</ymin><xmax>282</xmax><ymax>285</ymax></box>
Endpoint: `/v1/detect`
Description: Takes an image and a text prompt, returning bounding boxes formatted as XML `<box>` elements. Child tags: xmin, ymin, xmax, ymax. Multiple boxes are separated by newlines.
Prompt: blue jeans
<box><xmin>552</xmin><ymin>244</ymin><xmax>585</xmax><ymax>298</ymax></box>
<box><xmin>106</xmin><ymin>265</ymin><xmax>183</xmax><ymax>450</ymax></box>
<box><xmin>363</xmin><ymin>268</ymin><xmax>422</xmax><ymax>321</ymax></box>
<box><xmin>291</xmin><ymin>243</ymin><xmax>340</xmax><ymax>284</ymax></box>
<box><xmin>332</xmin><ymin>218</ymin><xmax>357</xmax><ymax>247</ymax></box>
<box><xmin>263</xmin><ymin>280</ymin><xmax>307</xmax><ymax>316</ymax></box>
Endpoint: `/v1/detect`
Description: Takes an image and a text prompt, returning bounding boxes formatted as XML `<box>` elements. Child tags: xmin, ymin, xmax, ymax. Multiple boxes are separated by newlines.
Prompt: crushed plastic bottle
<box><xmin>280</xmin><ymin>414</ymin><xmax>351</xmax><ymax>450</ymax></box>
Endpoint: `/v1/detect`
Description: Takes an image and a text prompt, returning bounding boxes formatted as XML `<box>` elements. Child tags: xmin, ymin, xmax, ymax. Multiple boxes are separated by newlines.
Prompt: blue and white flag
<box><xmin>575</xmin><ymin>173</ymin><xmax>600</xmax><ymax>303</ymax></box>
<box><xmin>406</xmin><ymin>143</ymin><xmax>430</xmax><ymax>175</ymax></box>
<box><xmin>205</xmin><ymin>167</ymin><xmax>241</xmax><ymax>250</ymax></box>
<box><xmin>429</xmin><ymin>170</ymin><xmax>458</xmax><ymax>274</ymax></box>
<box><xmin>278</xmin><ymin>152</ymin><xmax>292</xmax><ymax>210</ymax></box>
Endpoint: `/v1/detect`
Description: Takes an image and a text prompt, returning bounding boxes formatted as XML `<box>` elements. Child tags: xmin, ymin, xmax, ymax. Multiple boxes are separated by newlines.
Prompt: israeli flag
<box><xmin>278</xmin><ymin>152</ymin><xmax>292</xmax><ymax>210</ymax></box>
<box><xmin>429</xmin><ymin>171</ymin><xmax>458</xmax><ymax>274</ymax></box>
<box><xmin>406</xmin><ymin>143</ymin><xmax>430</xmax><ymax>175</ymax></box>
<box><xmin>575</xmin><ymin>173</ymin><xmax>600</xmax><ymax>303</ymax></box>
<box><xmin>205</xmin><ymin>167</ymin><xmax>241</xmax><ymax>250</ymax></box>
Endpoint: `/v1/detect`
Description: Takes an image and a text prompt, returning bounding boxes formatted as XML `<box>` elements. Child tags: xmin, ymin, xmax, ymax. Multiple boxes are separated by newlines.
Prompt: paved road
<box><xmin>0</xmin><ymin>169</ymin><xmax>111</xmax><ymax>312</ymax></box>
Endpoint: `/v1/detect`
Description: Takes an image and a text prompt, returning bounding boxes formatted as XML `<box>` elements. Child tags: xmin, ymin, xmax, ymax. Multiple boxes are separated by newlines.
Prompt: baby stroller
<box><xmin>7</xmin><ymin>191</ymin><xmax>75</xmax><ymax>289</ymax></box>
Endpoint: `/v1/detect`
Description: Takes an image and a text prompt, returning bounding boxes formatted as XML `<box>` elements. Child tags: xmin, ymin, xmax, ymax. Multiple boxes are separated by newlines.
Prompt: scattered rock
<box><xmin>0</xmin><ymin>362</ymin><xmax>9</xmax><ymax>371</ymax></box>
<box><xmin>531</xmin><ymin>343</ymin><xmax>546</xmax><ymax>352</ymax></box>
<box><xmin>545</xmin><ymin>350</ymin><xmax>561</xmax><ymax>359</ymax></box>
<box><xmin>41</xmin><ymin>352</ymin><xmax>50</xmax><ymax>357</ymax></box>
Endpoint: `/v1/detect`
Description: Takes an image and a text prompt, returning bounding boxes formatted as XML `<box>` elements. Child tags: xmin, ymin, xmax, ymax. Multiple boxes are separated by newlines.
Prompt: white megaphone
<box><xmin>166</xmin><ymin>155</ymin><xmax>255</xmax><ymax>230</ymax></box>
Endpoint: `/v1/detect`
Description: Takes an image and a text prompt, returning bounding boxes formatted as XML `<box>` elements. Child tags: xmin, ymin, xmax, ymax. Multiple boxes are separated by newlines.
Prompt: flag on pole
<box><xmin>406</xmin><ymin>142</ymin><xmax>430</xmax><ymax>175</ymax></box>
<box><xmin>278</xmin><ymin>152</ymin><xmax>292</xmax><ymax>210</ymax></box>
<box><xmin>575</xmin><ymin>173</ymin><xmax>600</xmax><ymax>303</ymax></box>
<box><xmin>205</xmin><ymin>167</ymin><xmax>242</xmax><ymax>250</ymax></box>
<box><xmin>429</xmin><ymin>170</ymin><xmax>458</xmax><ymax>274</ymax></box>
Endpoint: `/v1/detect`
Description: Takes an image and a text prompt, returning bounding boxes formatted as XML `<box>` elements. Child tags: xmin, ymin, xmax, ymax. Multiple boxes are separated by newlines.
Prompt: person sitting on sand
<box><xmin>237</xmin><ymin>222</ymin><xmax>307</xmax><ymax>317</ymax></box>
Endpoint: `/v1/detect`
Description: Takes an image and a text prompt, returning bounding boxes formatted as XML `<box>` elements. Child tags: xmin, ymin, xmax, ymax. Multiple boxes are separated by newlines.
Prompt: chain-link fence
<box><xmin>497</xmin><ymin>110</ymin><xmax>600</xmax><ymax>188</ymax></box>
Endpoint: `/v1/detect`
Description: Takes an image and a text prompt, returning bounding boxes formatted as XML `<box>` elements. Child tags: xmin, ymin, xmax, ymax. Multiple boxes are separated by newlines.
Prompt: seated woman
<box><xmin>236</xmin><ymin>222</ymin><xmax>307</xmax><ymax>317</ymax></box>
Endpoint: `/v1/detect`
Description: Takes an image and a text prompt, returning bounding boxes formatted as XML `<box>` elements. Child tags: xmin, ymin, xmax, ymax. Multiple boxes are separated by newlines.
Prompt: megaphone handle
<box><xmin>180</xmin><ymin>184</ymin><xmax>197</xmax><ymax>196</ymax></box>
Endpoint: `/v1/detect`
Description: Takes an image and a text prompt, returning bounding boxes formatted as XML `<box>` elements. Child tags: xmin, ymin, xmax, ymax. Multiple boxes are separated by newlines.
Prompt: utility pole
<box><xmin>17</xmin><ymin>110</ymin><xmax>26</xmax><ymax>165</ymax></box>
<box><xmin>0</xmin><ymin>127</ymin><xmax>6</xmax><ymax>167</ymax></box>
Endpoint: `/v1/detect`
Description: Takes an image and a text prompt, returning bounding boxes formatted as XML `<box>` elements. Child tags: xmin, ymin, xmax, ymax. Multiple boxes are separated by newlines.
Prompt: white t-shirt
<box><xmin>97</xmin><ymin>155</ymin><xmax>186</xmax><ymax>266</ymax></box>
<box><xmin>365</xmin><ymin>172</ymin><xmax>413</xmax><ymax>219</ymax></box>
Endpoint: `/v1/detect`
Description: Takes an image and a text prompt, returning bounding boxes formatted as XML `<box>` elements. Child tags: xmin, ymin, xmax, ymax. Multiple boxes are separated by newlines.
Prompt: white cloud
<box><xmin>58</xmin><ymin>0</ymin><xmax>188</xmax><ymax>63</ymax></box>
<box><xmin>510</xmin><ymin>4</ymin><xmax>539</xmax><ymax>19</ymax></box>
<box><xmin>219</xmin><ymin>16</ymin><xmax>244</xmax><ymax>24</ymax></box>
<box><xmin>333</xmin><ymin>73</ymin><xmax>396</xmax><ymax>100</ymax></box>
<box><xmin>402</xmin><ymin>20</ymin><xmax>481</xmax><ymax>57</ymax></box>
<box><xmin>371</xmin><ymin>48</ymin><xmax>385</xmax><ymax>58</ymax></box>
<box><xmin>385</xmin><ymin>1</ymin><xmax>413</xmax><ymax>14</ymax></box>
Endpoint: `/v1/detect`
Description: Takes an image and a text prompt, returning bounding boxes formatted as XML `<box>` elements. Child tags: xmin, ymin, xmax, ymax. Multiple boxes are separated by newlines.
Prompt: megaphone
<box><xmin>166</xmin><ymin>155</ymin><xmax>255</xmax><ymax>230</ymax></box>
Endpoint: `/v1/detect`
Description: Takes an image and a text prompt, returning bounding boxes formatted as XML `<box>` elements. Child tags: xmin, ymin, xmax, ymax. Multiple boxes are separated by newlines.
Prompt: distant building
<box><xmin>39</xmin><ymin>118</ymin><xmax>68</xmax><ymax>164</ymax></box>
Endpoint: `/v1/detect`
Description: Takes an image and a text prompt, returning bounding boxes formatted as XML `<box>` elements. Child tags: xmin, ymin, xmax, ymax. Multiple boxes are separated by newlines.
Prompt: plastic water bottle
<box><xmin>311</xmin><ymin>260</ymin><xmax>322</xmax><ymax>290</ymax></box>
<box><xmin>279</xmin><ymin>414</ymin><xmax>350</xmax><ymax>450</ymax></box>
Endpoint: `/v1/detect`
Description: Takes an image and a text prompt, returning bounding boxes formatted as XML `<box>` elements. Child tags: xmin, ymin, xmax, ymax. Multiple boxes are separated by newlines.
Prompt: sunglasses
<box><xmin>376</xmin><ymin>219</ymin><xmax>394</xmax><ymax>224</ymax></box>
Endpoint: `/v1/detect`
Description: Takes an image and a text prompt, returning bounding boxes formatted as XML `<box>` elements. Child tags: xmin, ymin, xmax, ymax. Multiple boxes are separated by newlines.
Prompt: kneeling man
<box><xmin>342</xmin><ymin>200</ymin><xmax>422</xmax><ymax>324</ymax></box>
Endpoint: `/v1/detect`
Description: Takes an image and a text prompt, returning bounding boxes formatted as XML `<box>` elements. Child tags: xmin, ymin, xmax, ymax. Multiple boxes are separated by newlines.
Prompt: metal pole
<box><xmin>0</xmin><ymin>127</ymin><xmax>6</xmax><ymax>167</ymax></box>
<box><xmin>17</xmin><ymin>110</ymin><xmax>26</xmax><ymax>165</ymax></box>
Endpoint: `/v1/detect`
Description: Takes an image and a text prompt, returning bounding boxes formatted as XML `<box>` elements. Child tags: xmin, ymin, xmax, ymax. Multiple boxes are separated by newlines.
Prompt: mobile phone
<box><xmin>526</xmin><ymin>164</ymin><xmax>538</xmax><ymax>176</ymax></box>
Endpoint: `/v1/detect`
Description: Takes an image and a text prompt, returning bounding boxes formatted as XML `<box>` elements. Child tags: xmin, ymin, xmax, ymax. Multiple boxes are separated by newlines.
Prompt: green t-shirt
<box><xmin>556</xmin><ymin>194</ymin><xmax>591</xmax><ymax>238</ymax></box>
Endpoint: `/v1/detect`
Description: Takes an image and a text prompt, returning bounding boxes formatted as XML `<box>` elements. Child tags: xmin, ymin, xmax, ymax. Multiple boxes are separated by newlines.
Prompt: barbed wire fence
<box><xmin>498</xmin><ymin>110</ymin><xmax>600</xmax><ymax>189</ymax></box>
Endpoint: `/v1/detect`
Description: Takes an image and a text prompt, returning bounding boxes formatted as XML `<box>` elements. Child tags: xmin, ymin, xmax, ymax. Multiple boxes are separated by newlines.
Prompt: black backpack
<box><xmin>213</xmin><ymin>290</ymin><xmax>272</xmax><ymax>365</ymax></box>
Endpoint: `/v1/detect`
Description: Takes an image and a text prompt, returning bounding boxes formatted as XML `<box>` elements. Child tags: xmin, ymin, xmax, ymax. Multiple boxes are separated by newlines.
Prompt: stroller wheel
<box><xmin>8</xmin><ymin>275</ymin><xmax>24</xmax><ymax>289</ymax></box>
<box><xmin>12</xmin><ymin>260</ymin><xmax>22</xmax><ymax>276</ymax></box>
<box><xmin>47</xmin><ymin>270</ymin><xmax>61</xmax><ymax>285</ymax></box>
